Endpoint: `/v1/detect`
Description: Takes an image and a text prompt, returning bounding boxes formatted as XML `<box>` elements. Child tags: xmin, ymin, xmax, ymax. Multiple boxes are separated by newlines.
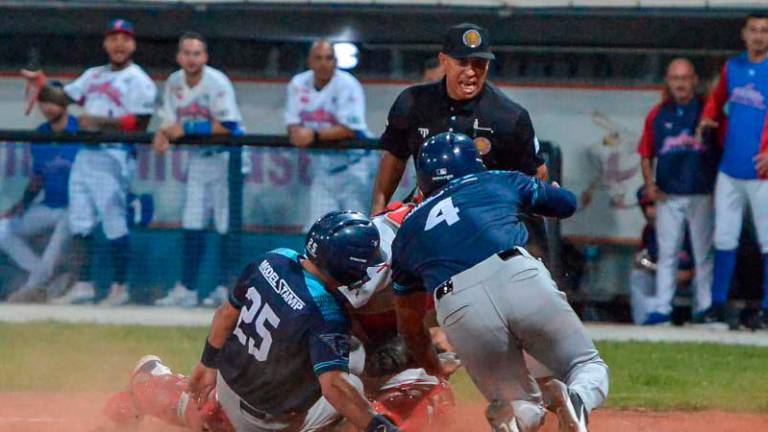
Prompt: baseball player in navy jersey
<box><xmin>698</xmin><ymin>13</ymin><xmax>768</xmax><ymax>326</ymax></box>
<box><xmin>0</xmin><ymin>85</ymin><xmax>79</xmax><ymax>303</ymax></box>
<box><xmin>21</xmin><ymin>19</ymin><xmax>157</xmax><ymax>306</ymax></box>
<box><xmin>187</xmin><ymin>211</ymin><xmax>400</xmax><ymax>432</ymax></box>
<box><xmin>637</xmin><ymin>58</ymin><xmax>717</xmax><ymax>325</ymax></box>
<box><xmin>392</xmin><ymin>133</ymin><xmax>608</xmax><ymax>432</ymax></box>
<box><xmin>153</xmin><ymin>32</ymin><xmax>243</xmax><ymax>308</ymax></box>
<box><xmin>284</xmin><ymin>40</ymin><xmax>374</xmax><ymax>231</ymax></box>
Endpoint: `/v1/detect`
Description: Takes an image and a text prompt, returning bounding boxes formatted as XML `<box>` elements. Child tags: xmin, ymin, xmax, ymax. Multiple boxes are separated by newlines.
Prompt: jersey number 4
<box><xmin>233</xmin><ymin>287</ymin><xmax>281</xmax><ymax>362</ymax></box>
<box><xmin>425</xmin><ymin>197</ymin><xmax>461</xmax><ymax>231</ymax></box>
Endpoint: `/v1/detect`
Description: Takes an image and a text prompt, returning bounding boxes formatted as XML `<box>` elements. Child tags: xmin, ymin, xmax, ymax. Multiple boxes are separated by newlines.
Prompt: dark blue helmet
<box><xmin>416</xmin><ymin>132</ymin><xmax>486</xmax><ymax>196</ymax></box>
<box><xmin>305</xmin><ymin>210</ymin><xmax>384</xmax><ymax>286</ymax></box>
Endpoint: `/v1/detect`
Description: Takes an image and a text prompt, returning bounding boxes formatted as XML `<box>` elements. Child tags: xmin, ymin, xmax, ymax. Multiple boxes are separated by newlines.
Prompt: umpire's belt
<box><xmin>434</xmin><ymin>247</ymin><xmax>524</xmax><ymax>302</ymax></box>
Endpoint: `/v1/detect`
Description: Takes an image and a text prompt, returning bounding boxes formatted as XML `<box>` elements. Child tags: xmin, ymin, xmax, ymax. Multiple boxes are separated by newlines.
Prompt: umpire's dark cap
<box><xmin>106</xmin><ymin>19</ymin><xmax>135</xmax><ymax>37</ymax></box>
<box><xmin>442</xmin><ymin>23</ymin><xmax>495</xmax><ymax>61</ymax></box>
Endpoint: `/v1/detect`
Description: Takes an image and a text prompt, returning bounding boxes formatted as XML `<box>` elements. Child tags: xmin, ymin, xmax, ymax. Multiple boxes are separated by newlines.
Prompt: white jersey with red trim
<box><xmin>158</xmin><ymin>65</ymin><xmax>242</xmax><ymax>126</ymax></box>
<box><xmin>65</xmin><ymin>63</ymin><xmax>156</xmax><ymax>119</ymax></box>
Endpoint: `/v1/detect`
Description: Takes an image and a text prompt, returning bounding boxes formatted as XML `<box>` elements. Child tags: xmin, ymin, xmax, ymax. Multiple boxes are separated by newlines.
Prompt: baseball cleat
<box><xmin>100</xmin><ymin>282</ymin><xmax>130</xmax><ymax>306</ymax></box>
<box><xmin>6</xmin><ymin>287</ymin><xmax>47</xmax><ymax>303</ymax></box>
<box><xmin>155</xmin><ymin>282</ymin><xmax>198</xmax><ymax>308</ymax></box>
<box><xmin>202</xmin><ymin>285</ymin><xmax>229</xmax><ymax>308</ymax></box>
<box><xmin>485</xmin><ymin>399</ymin><xmax>520</xmax><ymax>432</ymax></box>
<box><xmin>544</xmin><ymin>379</ymin><xmax>588</xmax><ymax>432</ymax></box>
<box><xmin>52</xmin><ymin>281</ymin><xmax>96</xmax><ymax>304</ymax></box>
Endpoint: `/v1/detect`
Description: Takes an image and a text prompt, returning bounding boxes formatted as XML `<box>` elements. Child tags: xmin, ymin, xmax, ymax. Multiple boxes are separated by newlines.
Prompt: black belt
<box><xmin>434</xmin><ymin>248</ymin><xmax>523</xmax><ymax>302</ymax></box>
<box><xmin>239</xmin><ymin>401</ymin><xmax>302</xmax><ymax>424</ymax></box>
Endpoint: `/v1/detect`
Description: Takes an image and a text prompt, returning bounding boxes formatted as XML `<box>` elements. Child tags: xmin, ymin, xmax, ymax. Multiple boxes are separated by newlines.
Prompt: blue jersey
<box><xmin>391</xmin><ymin>171</ymin><xmax>577</xmax><ymax>294</ymax></box>
<box><xmin>704</xmin><ymin>53</ymin><xmax>768</xmax><ymax>179</ymax></box>
<box><xmin>34</xmin><ymin>116</ymin><xmax>80</xmax><ymax>208</ymax></box>
<box><xmin>218</xmin><ymin>249</ymin><xmax>351</xmax><ymax>416</ymax></box>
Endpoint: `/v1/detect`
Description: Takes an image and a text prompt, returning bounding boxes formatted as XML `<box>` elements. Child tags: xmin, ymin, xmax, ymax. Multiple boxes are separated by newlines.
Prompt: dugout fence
<box><xmin>0</xmin><ymin>132</ymin><xmax>563</xmax><ymax>306</ymax></box>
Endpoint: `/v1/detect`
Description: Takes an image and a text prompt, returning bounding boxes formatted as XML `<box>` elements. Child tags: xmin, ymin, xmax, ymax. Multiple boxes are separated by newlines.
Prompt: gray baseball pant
<box><xmin>435</xmin><ymin>248</ymin><xmax>609</xmax><ymax>432</ymax></box>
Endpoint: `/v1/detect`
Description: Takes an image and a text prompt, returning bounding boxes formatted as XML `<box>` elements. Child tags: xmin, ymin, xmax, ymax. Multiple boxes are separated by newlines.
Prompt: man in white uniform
<box><xmin>284</xmin><ymin>40</ymin><xmax>374</xmax><ymax>231</ymax></box>
<box><xmin>21</xmin><ymin>19</ymin><xmax>157</xmax><ymax>305</ymax></box>
<box><xmin>153</xmin><ymin>32</ymin><xmax>244</xmax><ymax>308</ymax></box>
<box><xmin>1</xmin><ymin>84</ymin><xmax>79</xmax><ymax>302</ymax></box>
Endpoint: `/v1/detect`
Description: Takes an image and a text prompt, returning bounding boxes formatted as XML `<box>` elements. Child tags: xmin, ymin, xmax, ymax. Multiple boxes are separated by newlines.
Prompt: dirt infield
<box><xmin>2</xmin><ymin>392</ymin><xmax>768</xmax><ymax>432</ymax></box>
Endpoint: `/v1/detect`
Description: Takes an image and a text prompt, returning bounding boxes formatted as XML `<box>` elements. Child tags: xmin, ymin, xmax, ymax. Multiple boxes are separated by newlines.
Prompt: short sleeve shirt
<box><xmin>218</xmin><ymin>248</ymin><xmax>351</xmax><ymax>416</ymax></box>
<box><xmin>380</xmin><ymin>79</ymin><xmax>543</xmax><ymax>175</ymax></box>
<box><xmin>64</xmin><ymin>64</ymin><xmax>157</xmax><ymax>118</ymax></box>
<box><xmin>159</xmin><ymin>65</ymin><xmax>242</xmax><ymax>126</ymax></box>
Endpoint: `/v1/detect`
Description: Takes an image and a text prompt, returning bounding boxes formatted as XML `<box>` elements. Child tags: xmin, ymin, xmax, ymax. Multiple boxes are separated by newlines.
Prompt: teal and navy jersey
<box><xmin>391</xmin><ymin>171</ymin><xmax>576</xmax><ymax>295</ymax></box>
<box><xmin>34</xmin><ymin>115</ymin><xmax>80</xmax><ymax>208</ymax></box>
<box><xmin>218</xmin><ymin>248</ymin><xmax>351</xmax><ymax>416</ymax></box>
<box><xmin>703</xmin><ymin>53</ymin><xmax>768</xmax><ymax>179</ymax></box>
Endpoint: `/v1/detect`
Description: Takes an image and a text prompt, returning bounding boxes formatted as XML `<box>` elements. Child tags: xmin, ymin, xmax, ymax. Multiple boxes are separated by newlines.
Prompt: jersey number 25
<box><xmin>233</xmin><ymin>287</ymin><xmax>281</xmax><ymax>362</ymax></box>
<box><xmin>425</xmin><ymin>197</ymin><xmax>461</xmax><ymax>231</ymax></box>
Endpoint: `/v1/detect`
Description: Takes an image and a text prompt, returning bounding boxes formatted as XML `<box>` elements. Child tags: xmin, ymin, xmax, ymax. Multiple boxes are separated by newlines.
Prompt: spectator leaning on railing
<box><xmin>20</xmin><ymin>18</ymin><xmax>157</xmax><ymax>306</ymax></box>
<box><xmin>152</xmin><ymin>31</ymin><xmax>244</xmax><ymax>309</ymax></box>
<box><xmin>284</xmin><ymin>39</ymin><xmax>373</xmax><ymax>231</ymax></box>
<box><xmin>637</xmin><ymin>58</ymin><xmax>717</xmax><ymax>326</ymax></box>
<box><xmin>0</xmin><ymin>81</ymin><xmax>79</xmax><ymax>303</ymax></box>
<box><xmin>697</xmin><ymin>12</ymin><xmax>768</xmax><ymax>327</ymax></box>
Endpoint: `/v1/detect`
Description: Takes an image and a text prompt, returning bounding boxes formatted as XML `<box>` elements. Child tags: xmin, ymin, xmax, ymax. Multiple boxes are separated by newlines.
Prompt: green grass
<box><xmin>2</xmin><ymin>323</ymin><xmax>768</xmax><ymax>412</ymax></box>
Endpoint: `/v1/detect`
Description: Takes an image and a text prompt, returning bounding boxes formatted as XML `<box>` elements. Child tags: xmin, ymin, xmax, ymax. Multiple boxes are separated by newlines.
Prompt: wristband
<box><xmin>201</xmin><ymin>339</ymin><xmax>221</xmax><ymax>368</ymax></box>
<box><xmin>366</xmin><ymin>414</ymin><xmax>399</xmax><ymax>432</ymax></box>
<box><xmin>183</xmin><ymin>120</ymin><xmax>213</xmax><ymax>136</ymax></box>
<box><xmin>119</xmin><ymin>115</ymin><xmax>138</xmax><ymax>132</ymax></box>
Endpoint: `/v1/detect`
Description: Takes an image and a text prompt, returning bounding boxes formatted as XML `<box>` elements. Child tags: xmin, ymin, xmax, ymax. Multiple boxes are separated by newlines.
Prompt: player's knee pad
<box><xmin>130</xmin><ymin>373</ymin><xmax>187</xmax><ymax>426</ymax></box>
<box><xmin>375</xmin><ymin>380</ymin><xmax>455</xmax><ymax>431</ymax></box>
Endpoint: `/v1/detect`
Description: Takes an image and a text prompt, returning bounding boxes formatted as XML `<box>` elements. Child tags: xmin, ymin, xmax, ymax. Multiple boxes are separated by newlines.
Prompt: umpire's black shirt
<box><xmin>380</xmin><ymin>78</ymin><xmax>543</xmax><ymax>174</ymax></box>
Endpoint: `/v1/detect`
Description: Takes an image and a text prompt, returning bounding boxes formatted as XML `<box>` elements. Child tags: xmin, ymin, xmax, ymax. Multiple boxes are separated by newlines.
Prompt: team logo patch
<box><xmin>436</xmin><ymin>168</ymin><xmax>448</xmax><ymax>176</ymax></box>
<box><xmin>474</xmin><ymin>137</ymin><xmax>491</xmax><ymax>155</ymax></box>
<box><xmin>319</xmin><ymin>334</ymin><xmax>351</xmax><ymax>357</ymax></box>
<box><xmin>462</xmin><ymin>29</ymin><xmax>482</xmax><ymax>48</ymax></box>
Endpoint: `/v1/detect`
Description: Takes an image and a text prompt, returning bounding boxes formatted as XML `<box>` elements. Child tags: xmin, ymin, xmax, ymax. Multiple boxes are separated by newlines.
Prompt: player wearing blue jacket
<box><xmin>392</xmin><ymin>132</ymin><xmax>608</xmax><ymax>432</ymax></box>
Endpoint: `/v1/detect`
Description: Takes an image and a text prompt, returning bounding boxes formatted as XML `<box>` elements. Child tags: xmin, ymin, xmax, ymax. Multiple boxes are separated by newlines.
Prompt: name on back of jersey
<box><xmin>258</xmin><ymin>260</ymin><xmax>305</xmax><ymax>311</ymax></box>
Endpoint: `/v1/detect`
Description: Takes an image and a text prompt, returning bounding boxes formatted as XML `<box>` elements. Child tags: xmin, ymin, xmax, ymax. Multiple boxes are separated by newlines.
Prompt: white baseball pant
<box><xmin>68</xmin><ymin>149</ymin><xmax>130</xmax><ymax>240</ymax></box>
<box><xmin>0</xmin><ymin>204</ymin><xmax>69</xmax><ymax>289</ymax></box>
<box><xmin>182</xmin><ymin>152</ymin><xmax>230</xmax><ymax>234</ymax></box>
<box><xmin>654</xmin><ymin>194</ymin><xmax>713</xmax><ymax>315</ymax></box>
<box><xmin>303</xmin><ymin>152</ymin><xmax>375</xmax><ymax>232</ymax></box>
<box><xmin>714</xmin><ymin>172</ymin><xmax>768</xmax><ymax>253</ymax></box>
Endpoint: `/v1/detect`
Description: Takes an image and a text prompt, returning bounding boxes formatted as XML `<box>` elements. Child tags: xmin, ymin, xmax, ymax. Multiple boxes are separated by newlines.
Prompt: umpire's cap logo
<box><xmin>462</xmin><ymin>29</ymin><xmax>482</xmax><ymax>48</ymax></box>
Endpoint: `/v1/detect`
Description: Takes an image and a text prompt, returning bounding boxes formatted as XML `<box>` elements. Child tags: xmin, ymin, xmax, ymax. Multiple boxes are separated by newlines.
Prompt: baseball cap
<box><xmin>441</xmin><ymin>23</ymin><xmax>495</xmax><ymax>61</ymax></box>
<box><xmin>105</xmin><ymin>19</ymin><xmax>135</xmax><ymax>37</ymax></box>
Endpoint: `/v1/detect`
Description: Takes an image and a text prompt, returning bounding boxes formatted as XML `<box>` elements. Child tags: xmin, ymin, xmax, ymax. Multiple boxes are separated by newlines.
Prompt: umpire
<box><xmin>370</xmin><ymin>22</ymin><xmax>549</xmax><ymax>254</ymax></box>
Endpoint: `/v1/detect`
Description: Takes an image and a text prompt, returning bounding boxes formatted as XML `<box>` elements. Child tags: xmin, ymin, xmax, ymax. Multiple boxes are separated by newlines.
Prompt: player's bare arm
<box><xmin>318</xmin><ymin>371</ymin><xmax>378</xmax><ymax>429</ymax></box>
<box><xmin>640</xmin><ymin>157</ymin><xmax>666</xmax><ymax>201</ymax></box>
<box><xmin>370</xmin><ymin>152</ymin><xmax>407</xmax><ymax>215</ymax></box>
<box><xmin>189</xmin><ymin>299</ymin><xmax>240</xmax><ymax>404</ymax></box>
<box><xmin>394</xmin><ymin>292</ymin><xmax>442</xmax><ymax>376</ymax></box>
<box><xmin>755</xmin><ymin>151</ymin><xmax>768</xmax><ymax>177</ymax></box>
<box><xmin>77</xmin><ymin>114</ymin><xmax>151</xmax><ymax>132</ymax></box>
<box><xmin>288</xmin><ymin>124</ymin><xmax>355</xmax><ymax>148</ymax></box>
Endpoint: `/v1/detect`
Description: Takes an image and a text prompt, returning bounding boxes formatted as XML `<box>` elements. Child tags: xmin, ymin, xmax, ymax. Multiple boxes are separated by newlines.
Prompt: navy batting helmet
<box><xmin>305</xmin><ymin>210</ymin><xmax>384</xmax><ymax>286</ymax></box>
<box><xmin>416</xmin><ymin>132</ymin><xmax>486</xmax><ymax>196</ymax></box>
